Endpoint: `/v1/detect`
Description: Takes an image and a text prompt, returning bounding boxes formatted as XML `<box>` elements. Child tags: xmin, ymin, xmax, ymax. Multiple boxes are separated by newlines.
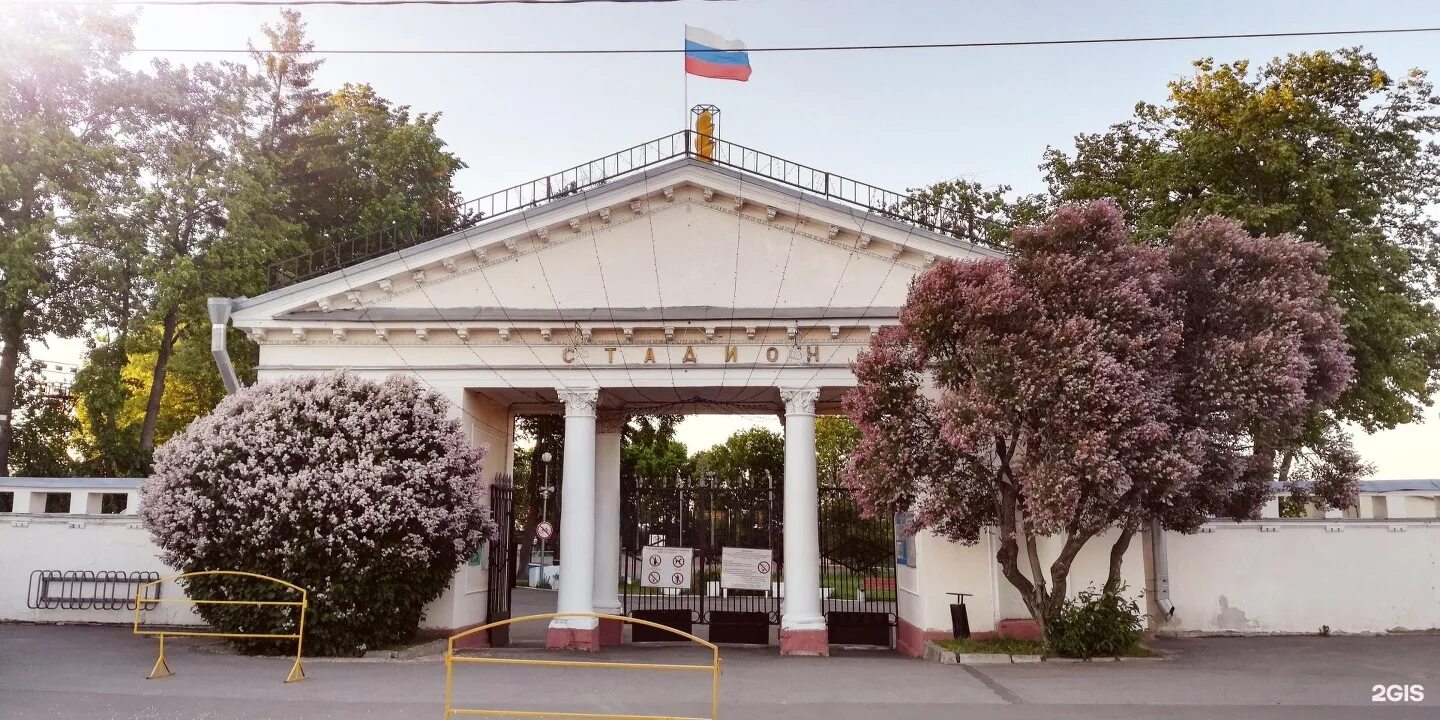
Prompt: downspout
<box><xmin>1150</xmin><ymin>518</ymin><xmax>1175</xmax><ymax>619</ymax></box>
<box><xmin>207</xmin><ymin>297</ymin><xmax>240</xmax><ymax>395</ymax></box>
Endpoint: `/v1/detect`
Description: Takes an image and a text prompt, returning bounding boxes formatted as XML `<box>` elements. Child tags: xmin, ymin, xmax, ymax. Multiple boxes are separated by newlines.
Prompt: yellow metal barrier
<box><xmin>133</xmin><ymin>570</ymin><xmax>308</xmax><ymax>683</ymax></box>
<box><xmin>446</xmin><ymin>612</ymin><xmax>723</xmax><ymax>720</ymax></box>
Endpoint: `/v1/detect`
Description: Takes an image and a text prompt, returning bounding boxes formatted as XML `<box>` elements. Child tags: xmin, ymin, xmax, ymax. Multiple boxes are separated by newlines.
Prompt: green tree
<box><xmin>0</xmin><ymin>7</ymin><xmax>134</xmax><ymax>475</ymax></box>
<box><xmin>295</xmin><ymin>83</ymin><xmax>471</xmax><ymax>249</ymax></box>
<box><xmin>690</xmin><ymin>427</ymin><xmax>784</xmax><ymax>485</ymax></box>
<box><xmin>8</xmin><ymin>360</ymin><xmax>78</xmax><ymax>477</ymax></box>
<box><xmin>893</xmin><ymin>179</ymin><xmax>1047</xmax><ymax>249</ymax></box>
<box><xmin>71</xmin><ymin>340</ymin><xmax>147</xmax><ymax>477</ymax></box>
<box><xmin>126</xmin><ymin>59</ymin><xmax>294</xmax><ymax>459</ymax></box>
<box><xmin>622</xmin><ymin>415</ymin><xmax>689</xmax><ymax>480</ymax></box>
<box><xmin>1042</xmin><ymin>49</ymin><xmax>1440</xmax><ymax>434</ymax></box>
<box><xmin>815</xmin><ymin>416</ymin><xmax>860</xmax><ymax>486</ymax></box>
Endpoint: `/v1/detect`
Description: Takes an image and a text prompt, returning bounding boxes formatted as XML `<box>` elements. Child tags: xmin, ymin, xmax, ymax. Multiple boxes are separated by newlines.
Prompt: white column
<box><xmin>592</xmin><ymin>413</ymin><xmax>624</xmax><ymax>617</ymax></box>
<box><xmin>552</xmin><ymin>388</ymin><xmax>600</xmax><ymax>632</ymax></box>
<box><xmin>779</xmin><ymin>387</ymin><xmax>825</xmax><ymax>633</ymax></box>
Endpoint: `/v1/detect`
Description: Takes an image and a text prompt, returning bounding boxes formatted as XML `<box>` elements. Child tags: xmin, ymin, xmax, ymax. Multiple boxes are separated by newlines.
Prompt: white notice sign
<box><xmin>721</xmin><ymin>547</ymin><xmax>773</xmax><ymax>591</ymax></box>
<box><xmin>641</xmin><ymin>546</ymin><xmax>694</xmax><ymax>589</ymax></box>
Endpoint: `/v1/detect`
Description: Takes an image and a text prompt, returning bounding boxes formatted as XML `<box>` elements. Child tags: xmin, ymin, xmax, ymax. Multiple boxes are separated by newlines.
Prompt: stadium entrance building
<box><xmin>224</xmin><ymin>130</ymin><xmax>1002</xmax><ymax>655</ymax></box>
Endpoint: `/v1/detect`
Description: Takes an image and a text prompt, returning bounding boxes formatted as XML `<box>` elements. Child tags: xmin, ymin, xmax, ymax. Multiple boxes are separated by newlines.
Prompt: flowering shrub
<box><xmin>844</xmin><ymin>201</ymin><xmax>1358</xmax><ymax>631</ymax></box>
<box><xmin>141</xmin><ymin>372</ymin><xmax>493</xmax><ymax>656</ymax></box>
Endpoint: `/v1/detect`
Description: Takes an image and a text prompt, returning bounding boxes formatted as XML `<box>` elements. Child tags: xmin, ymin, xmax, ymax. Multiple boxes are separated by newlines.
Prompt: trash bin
<box><xmin>947</xmin><ymin>592</ymin><xmax>972</xmax><ymax>639</ymax></box>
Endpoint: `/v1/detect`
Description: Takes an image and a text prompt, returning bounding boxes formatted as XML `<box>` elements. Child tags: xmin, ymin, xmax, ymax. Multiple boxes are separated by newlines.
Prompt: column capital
<box><xmin>779</xmin><ymin>387</ymin><xmax>819</xmax><ymax>416</ymax></box>
<box><xmin>557</xmin><ymin>387</ymin><xmax>600</xmax><ymax>417</ymax></box>
<box><xmin>596</xmin><ymin>411</ymin><xmax>628</xmax><ymax>434</ymax></box>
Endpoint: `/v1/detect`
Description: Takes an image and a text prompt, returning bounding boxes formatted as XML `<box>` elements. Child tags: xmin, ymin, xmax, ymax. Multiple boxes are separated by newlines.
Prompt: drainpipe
<box><xmin>207</xmin><ymin>297</ymin><xmax>241</xmax><ymax>395</ymax></box>
<box><xmin>1150</xmin><ymin>518</ymin><xmax>1175</xmax><ymax>619</ymax></box>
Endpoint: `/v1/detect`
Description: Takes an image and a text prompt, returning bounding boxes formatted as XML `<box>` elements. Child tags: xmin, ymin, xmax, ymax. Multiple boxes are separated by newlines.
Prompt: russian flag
<box><xmin>685</xmin><ymin>25</ymin><xmax>752</xmax><ymax>82</ymax></box>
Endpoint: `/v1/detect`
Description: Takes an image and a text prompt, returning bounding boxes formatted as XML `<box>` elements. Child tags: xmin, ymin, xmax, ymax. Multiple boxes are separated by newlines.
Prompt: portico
<box><xmin>224</xmin><ymin>137</ymin><xmax>1002</xmax><ymax>654</ymax></box>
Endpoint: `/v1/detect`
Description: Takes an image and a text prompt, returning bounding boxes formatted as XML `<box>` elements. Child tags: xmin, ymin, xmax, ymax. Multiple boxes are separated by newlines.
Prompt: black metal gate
<box><xmin>486</xmin><ymin>482</ymin><xmax>517</xmax><ymax>646</ymax></box>
<box><xmin>619</xmin><ymin>475</ymin><xmax>897</xmax><ymax>647</ymax></box>
<box><xmin>620</xmin><ymin>474</ymin><xmax>781</xmax><ymax>643</ymax></box>
<box><xmin>819</xmin><ymin>487</ymin><xmax>898</xmax><ymax>646</ymax></box>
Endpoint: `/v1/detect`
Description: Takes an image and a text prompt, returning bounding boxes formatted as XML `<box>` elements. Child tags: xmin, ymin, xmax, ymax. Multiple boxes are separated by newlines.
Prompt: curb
<box><xmin>921</xmin><ymin>641</ymin><xmax>1166</xmax><ymax>665</ymax></box>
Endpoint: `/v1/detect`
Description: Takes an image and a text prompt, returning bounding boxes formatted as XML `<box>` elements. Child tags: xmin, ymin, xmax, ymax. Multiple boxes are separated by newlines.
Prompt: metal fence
<box><xmin>264</xmin><ymin>130</ymin><xmax>992</xmax><ymax>291</ymax></box>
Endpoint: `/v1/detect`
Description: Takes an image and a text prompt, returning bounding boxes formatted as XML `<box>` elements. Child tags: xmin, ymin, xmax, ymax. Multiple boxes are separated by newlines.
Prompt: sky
<box><xmin>24</xmin><ymin>0</ymin><xmax>1440</xmax><ymax>476</ymax></box>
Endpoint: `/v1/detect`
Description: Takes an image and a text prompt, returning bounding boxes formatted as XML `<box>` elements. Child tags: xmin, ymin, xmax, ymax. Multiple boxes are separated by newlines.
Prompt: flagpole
<box><xmin>682</xmin><ymin>23</ymin><xmax>689</xmax><ymax>140</ymax></box>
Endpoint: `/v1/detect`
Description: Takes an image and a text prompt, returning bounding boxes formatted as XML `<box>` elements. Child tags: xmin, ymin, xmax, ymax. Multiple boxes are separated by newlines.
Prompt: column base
<box><xmin>779</xmin><ymin>627</ymin><xmax>829</xmax><ymax>656</ymax></box>
<box><xmin>597</xmin><ymin>618</ymin><xmax>624</xmax><ymax>646</ymax></box>
<box><xmin>546</xmin><ymin>626</ymin><xmax>601</xmax><ymax>652</ymax></box>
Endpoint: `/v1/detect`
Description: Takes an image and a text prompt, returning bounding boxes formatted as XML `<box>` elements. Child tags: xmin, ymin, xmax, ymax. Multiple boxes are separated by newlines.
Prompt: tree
<box><xmin>843</xmin><ymin>201</ymin><xmax>1357</xmax><ymax>636</ymax></box>
<box><xmin>127</xmin><ymin>59</ymin><xmax>294</xmax><ymax>459</ymax></box>
<box><xmin>141</xmin><ymin>372</ymin><xmax>493</xmax><ymax>656</ymax></box>
<box><xmin>1042</xmin><ymin>49</ymin><xmax>1440</xmax><ymax>434</ymax></box>
<box><xmin>690</xmin><ymin>427</ymin><xmax>784</xmax><ymax>485</ymax></box>
<box><xmin>295</xmin><ymin>83</ymin><xmax>471</xmax><ymax>249</ymax></box>
<box><xmin>8</xmin><ymin>359</ymin><xmax>78</xmax><ymax>477</ymax></box>
<box><xmin>0</xmin><ymin>7</ymin><xmax>134</xmax><ymax>475</ymax></box>
<box><xmin>892</xmin><ymin>179</ymin><xmax>1047</xmax><ymax>250</ymax></box>
<box><xmin>622</xmin><ymin>415</ymin><xmax>688</xmax><ymax>480</ymax></box>
<box><xmin>70</xmin><ymin>339</ymin><xmax>147</xmax><ymax>477</ymax></box>
<box><xmin>815</xmin><ymin>416</ymin><xmax>860</xmax><ymax>487</ymax></box>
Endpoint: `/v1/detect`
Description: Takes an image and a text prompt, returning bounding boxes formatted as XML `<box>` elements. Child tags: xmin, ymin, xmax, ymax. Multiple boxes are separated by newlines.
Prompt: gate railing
<box><xmin>819</xmin><ymin>487</ymin><xmax>898</xmax><ymax>643</ymax></box>
<box><xmin>485</xmin><ymin>482</ymin><xmax>517</xmax><ymax>646</ymax></box>
<box><xmin>445</xmin><ymin>612</ymin><xmax>722</xmax><ymax>720</ymax></box>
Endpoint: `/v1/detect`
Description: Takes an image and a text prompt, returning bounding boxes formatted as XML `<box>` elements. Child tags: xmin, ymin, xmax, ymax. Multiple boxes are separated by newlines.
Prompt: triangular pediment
<box><xmin>231</xmin><ymin>158</ymin><xmax>1002</xmax><ymax>332</ymax></box>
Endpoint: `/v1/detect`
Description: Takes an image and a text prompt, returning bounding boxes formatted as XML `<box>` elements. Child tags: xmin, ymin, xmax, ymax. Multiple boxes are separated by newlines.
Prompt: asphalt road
<box><xmin>1</xmin><ymin>621</ymin><xmax>1436</xmax><ymax>719</ymax></box>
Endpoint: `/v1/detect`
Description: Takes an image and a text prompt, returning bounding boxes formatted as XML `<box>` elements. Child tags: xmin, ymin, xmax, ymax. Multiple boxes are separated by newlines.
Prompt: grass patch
<box><xmin>934</xmin><ymin>637</ymin><xmax>1047</xmax><ymax>656</ymax></box>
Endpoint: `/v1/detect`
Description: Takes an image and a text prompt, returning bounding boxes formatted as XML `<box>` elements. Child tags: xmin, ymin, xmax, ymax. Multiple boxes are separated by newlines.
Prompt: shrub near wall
<box><xmin>141</xmin><ymin>373</ymin><xmax>494</xmax><ymax>656</ymax></box>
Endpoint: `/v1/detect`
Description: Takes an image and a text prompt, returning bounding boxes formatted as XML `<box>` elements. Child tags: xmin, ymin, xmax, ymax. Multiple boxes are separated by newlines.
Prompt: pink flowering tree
<box><xmin>141</xmin><ymin>372</ymin><xmax>494</xmax><ymax>656</ymax></box>
<box><xmin>843</xmin><ymin>201</ymin><xmax>1359</xmax><ymax>634</ymax></box>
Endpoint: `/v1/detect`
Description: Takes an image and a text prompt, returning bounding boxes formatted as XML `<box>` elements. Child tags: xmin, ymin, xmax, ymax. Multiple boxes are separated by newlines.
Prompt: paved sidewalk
<box><xmin>1</xmin><ymin>623</ymin><xmax>1436</xmax><ymax>719</ymax></box>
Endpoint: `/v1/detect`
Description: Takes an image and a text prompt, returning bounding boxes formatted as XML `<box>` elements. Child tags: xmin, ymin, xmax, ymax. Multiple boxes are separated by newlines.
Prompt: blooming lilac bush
<box><xmin>843</xmin><ymin>201</ymin><xmax>1358</xmax><ymax>635</ymax></box>
<box><xmin>141</xmin><ymin>372</ymin><xmax>493</xmax><ymax>656</ymax></box>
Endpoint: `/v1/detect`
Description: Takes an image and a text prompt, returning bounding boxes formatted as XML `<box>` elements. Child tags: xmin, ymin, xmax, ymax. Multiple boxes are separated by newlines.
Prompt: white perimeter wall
<box><xmin>1161</xmin><ymin>521</ymin><xmax>1440</xmax><ymax>635</ymax></box>
<box><xmin>901</xmin><ymin>527</ymin><xmax>1145</xmax><ymax>636</ymax></box>
<box><xmin>900</xmin><ymin>519</ymin><xmax>1440</xmax><ymax>637</ymax></box>
<box><xmin>0</xmin><ymin>515</ymin><xmax>199</xmax><ymax>625</ymax></box>
<box><xmin>0</xmin><ymin>513</ymin><xmax>485</xmax><ymax>632</ymax></box>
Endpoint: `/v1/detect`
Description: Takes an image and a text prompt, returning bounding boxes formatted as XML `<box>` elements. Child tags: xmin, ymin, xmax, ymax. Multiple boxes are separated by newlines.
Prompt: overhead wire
<box><xmin>18</xmin><ymin>26</ymin><xmax>1440</xmax><ymax>56</ymax></box>
<box><xmin>512</xmin><ymin>182</ymin><xmax>613</xmax><ymax>397</ymax></box>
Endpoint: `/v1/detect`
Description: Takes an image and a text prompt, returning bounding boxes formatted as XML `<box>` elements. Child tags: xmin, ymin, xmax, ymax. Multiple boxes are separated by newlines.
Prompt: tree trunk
<box><xmin>138</xmin><ymin>305</ymin><xmax>181</xmax><ymax>456</ymax></box>
<box><xmin>1276</xmin><ymin>448</ymin><xmax>1295</xmax><ymax>485</ymax></box>
<box><xmin>0</xmin><ymin>312</ymin><xmax>23</xmax><ymax>477</ymax></box>
<box><xmin>1103</xmin><ymin>520</ymin><xmax>1139</xmax><ymax>594</ymax></box>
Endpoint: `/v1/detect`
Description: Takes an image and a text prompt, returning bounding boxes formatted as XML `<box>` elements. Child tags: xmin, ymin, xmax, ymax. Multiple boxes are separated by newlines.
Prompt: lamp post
<box><xmin>539</xmin><ymin>450</ymin><xmax>553</xmax><ymax>564</ymax></box>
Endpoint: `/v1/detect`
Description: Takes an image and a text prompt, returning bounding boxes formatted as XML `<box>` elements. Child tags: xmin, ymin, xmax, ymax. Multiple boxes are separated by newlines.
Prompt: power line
<box><xmin>19</xmin><ymin>26</ymin><xmax>1440</xmax><ymax>56</ymax></box>
<box><xmin>37</xmin><ymin>0</ymin><xmax>720</xmax><ymax>4</ymax></box>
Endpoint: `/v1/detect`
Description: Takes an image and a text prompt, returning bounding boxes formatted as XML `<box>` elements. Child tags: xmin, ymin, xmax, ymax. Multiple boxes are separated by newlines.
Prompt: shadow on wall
<box><xmin>1214</xmin><ymin>595</ymin><xmax>1258</xmax><ymax>632</ymax></box>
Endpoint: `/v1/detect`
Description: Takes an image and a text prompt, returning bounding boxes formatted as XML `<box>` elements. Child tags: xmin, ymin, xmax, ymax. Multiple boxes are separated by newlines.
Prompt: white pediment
<box><xmin>231</xmin><ymin>158</ymin><xmax>1002</xmax><ymax>331</ymax></box>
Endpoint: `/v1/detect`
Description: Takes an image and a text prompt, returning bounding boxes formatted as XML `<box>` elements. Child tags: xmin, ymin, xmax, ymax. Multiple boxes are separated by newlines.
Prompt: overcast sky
<box><xmin>29</xmin><ymin>0</ymin><xmax>1440</xmax><ymax>477</ymax></box>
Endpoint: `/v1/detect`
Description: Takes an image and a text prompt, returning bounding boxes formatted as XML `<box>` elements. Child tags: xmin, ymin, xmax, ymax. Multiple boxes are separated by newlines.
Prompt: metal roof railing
<box><xmin>264</xmin><ymin>130</ymin><xmax>994</xmax><ymax>292</ymax></box>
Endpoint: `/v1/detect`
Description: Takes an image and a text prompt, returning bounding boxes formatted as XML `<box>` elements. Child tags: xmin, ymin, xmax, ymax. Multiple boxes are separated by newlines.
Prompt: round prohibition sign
<box><xmin>757</xmin><ymin>561</ymin><xmax>772</xmax><ymax>574</ymax></box>
<box><xmin>648</xmin><ymin>554</ymin><xmax>662</xmax><ymax>567</ymax></box>
<box><xmin>672</xmin><ymin>555</ymin><xmax>686</xmax><ymax>568</ymax></box>
<box><xmin>672</xmin><ymin>573</ymin><xmax>685</xmax><ymax>585</ymax></box>
<box><xmin>647</xmin><ymin>571</ymin><xmax>661</xmax><ymax>584</ymax></box>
